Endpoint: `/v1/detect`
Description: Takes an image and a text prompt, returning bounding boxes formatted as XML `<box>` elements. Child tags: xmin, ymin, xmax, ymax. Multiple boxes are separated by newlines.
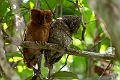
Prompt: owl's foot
<box><xmin>35</xmin><ymin>41</ymin><xmax>42</xmax><ymax>44</ymax></box>
<box><xmin>35</xmin><ymin>41</ymin><xmax>47</xmax><ymax>45</ymax></box>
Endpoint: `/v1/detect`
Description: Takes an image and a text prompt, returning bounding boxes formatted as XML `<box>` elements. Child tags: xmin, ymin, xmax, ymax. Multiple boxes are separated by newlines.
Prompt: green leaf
<box><xmin>0</xmin><ymin>1</ymin><xmax>9</xmax><ymax>16</ymax></box>
<box><xmin>25</xmin><ymin>76</ymin><xmax>32</xmax><ymax>80</ymax></box>
<box><xmin>51</xmin><ymin>71</ymin><xmax>79</xmax><ymax>79</ymax></box>
<box><xmin>82</xmin><ymin>0</ymin><xmax>89</xmax><ymax>8</ymax></box>
<box><xmin>4</xmin><ymin>10</ymin><xmax>13</xmax><ymax>22</ymax></box>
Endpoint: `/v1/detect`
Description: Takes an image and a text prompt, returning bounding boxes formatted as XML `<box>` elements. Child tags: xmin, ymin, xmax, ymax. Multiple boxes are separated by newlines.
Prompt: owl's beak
<box><xmin>40</xmin><ymin>20</ymin><xmax>44</xmax><ymax>25</ymax></box>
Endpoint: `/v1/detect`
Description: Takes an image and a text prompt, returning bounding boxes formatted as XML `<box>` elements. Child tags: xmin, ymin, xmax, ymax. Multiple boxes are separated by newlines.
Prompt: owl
<box><xmin>22</xmin><ymin>8</ymin><xmax>52</xmax><ymax>68</ymax></box>
<box><xmin>44</xmin><ymin>15</ymin><xmax>81</xmax><ymax>74</ymax></box>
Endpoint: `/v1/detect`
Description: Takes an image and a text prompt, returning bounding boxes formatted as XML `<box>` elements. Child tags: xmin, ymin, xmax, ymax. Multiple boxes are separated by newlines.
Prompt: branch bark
<box><xmin>21</xmin><ymin>41</ymin><xmax>117</xmax><ymax>60</ymax></box>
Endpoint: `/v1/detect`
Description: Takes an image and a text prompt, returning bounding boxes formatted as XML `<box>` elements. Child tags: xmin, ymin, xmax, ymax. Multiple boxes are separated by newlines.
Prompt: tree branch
<box><xmin>20</xmin><ymin>41</ymin><xmax>117</xmax><ymax>60</ymax></box>
<box><xmin>3</xmin><ymin>35</ymin><xmax>117</xmax><ymax>60</ymax></box>
<box><xmin>0</xmin><ymin>66</ymin><xmax>10</xmax><ymax>80</ymax></box>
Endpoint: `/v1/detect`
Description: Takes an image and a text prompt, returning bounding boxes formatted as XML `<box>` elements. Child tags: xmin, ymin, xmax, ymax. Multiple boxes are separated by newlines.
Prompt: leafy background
<box><xmin>0</xmin><ymin>0</ymin><xmax>120</xmax><ymax>80</ymax></box>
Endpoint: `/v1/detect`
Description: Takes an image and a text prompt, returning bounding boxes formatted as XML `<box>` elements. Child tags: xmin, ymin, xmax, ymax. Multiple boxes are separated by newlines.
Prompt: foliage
<box><xmin>0</xmin><ymin>0</ymin><xmax>120</xmax><ymax>80</ymax></box>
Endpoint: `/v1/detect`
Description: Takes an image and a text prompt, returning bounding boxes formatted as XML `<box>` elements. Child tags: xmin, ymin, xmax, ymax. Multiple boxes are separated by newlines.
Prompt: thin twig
<box><xmin>60</xmin><ymin>0</ymin><xmax>63</xmax><ymax>17</ymax></box>
<box><xmin>58</xmin><ymin>55</ymin><xmax>69</xmax><ymax>71</ymax></box>
<box><xmin>81</xmin><ymin>23</ymin><xmax>86</xmax><ymax>40</ymax></box>
<box><xmin>84</xmin><ymin>19</ymin><xmax>97</xmax><ymax>25</ymax></box>
<box><xmin>35</xmin><ymin>0</ymin><xmax>41</xmax><ymax>9</ymax></box>
<box><xmin>75</xmin><ymin>0</ymin><xmax>86</xmax><ymax>40</ymax></box>
<box><xmin>44</xmin><ymin>0</ymin><xmax>56</xmax><ymax>19</ymax></box>
<box><xmin>87</xmin><ymin>36</ymin><xmax>106</xmax><ymax>51</ymax></box>
<box><xmin>98</xmin><ymin>61</ymin><xmax>113</xmax><ymax>80</ymax></box>
<box><xmin>99</xmin><ymin>38</ymin><xmax>114</xmax><ymax>79</ymax></box>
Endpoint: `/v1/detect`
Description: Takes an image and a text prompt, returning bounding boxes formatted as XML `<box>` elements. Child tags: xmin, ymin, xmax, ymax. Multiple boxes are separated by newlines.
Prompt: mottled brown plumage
<box><xmin>22</xmin><ymin>9</ymin><xmax>52</xmax><ymax>68</ymax></box>
<box><xmin>44</xmin><ymin>15</ymin><xmax>81</xmax><ymax>72</ymax></box>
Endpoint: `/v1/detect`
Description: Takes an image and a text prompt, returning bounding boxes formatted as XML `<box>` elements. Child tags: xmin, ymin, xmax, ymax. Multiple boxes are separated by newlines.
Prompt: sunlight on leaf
<box><xmin>73</xmin><ymin>79</ymin><xmax>78</xmax><ymax>80</ymax></box>
<box><xmin>13</xmin><ymin>57</ymin><xmax>22</xmax><ymax>62</ymax></box>
<box><xmin>72</xmin><ymin>37</ymin><xmax>81</xmax><ymax>46</ymax></box>
<box><xmin>0</xmin><ymin>78</ymin><xmax>4</xmax><ymax>80</ymax></box>
<box><xmin>9</xmin><ymin>58</ymin><xmax>13</xmax><ymax>62</ymax></box>
<box><xmin>3</xmin><ymin>23</ymin><xmax>8</xmax><ymax>30</ymax></box>
<box><xmin>61</xmin><ymin>56</ymin><xmax>66</xmax><ymax>63</ymax></box>
<box><xmin>7</xmin><ymin>8</ymin><xmax>10</xmax><ymax>11</ymax></box>
<box><xmin>9</xmin><ymin>57</ymin><xmax>22</xmax><ymax>62</ymax></box>
<box><xmin>30</xmin><ymin>1</ymin><xmax>34</xmax><ymax>9</ymax></box>
<box><xmin>61</xmin><ymin>55</ymin><xmax>73</xmax><ymax>64</ymax></box>
<box><xmin>100</xmin><ymin>45</ymin><xmax>107</xmax><ymax>53</ymax></box>
<box><xmin>5</xmin><ymin>43</ymin><xmax>9</xmax><ymax>45</ymax></box>
<box><xmin>90</xmin><ymin>12</ymin><xmax>95</xmax><ymax>20</ymax></box>
<box><xmin>85</xmin><ymin>37</ymin><xmax>92</xmax><ymax>44</ymax></box>
<box><xmin>17</xmin><ymin>66</ymin><xmax>23</xmax><ymax>72</ymax></box>
<box><xmin>83</xmin><ymin>7</ymin><xmax>89</xmax><ymax>11</ymax></box>
<box><xmin>67</xmin><ymin>55</ymin><xmax>73</xmax><ymax>63</ymax></box>
<box><xmin>23</xmin><ymin>66</ymin><xmax>27</xmax><ymax>69</ymax></box>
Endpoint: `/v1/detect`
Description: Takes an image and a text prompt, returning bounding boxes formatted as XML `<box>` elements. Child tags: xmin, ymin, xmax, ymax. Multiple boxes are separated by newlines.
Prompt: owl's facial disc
<box><xmin>35</xmin><ymin>13</ymin><xmax>44</xmax><ymax>25</ymax></box>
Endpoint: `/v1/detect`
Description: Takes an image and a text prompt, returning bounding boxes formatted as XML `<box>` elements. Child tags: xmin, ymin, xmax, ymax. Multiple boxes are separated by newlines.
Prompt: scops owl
<box><xmin>22</xmin><ymin>8</ymin><xmax>52</xmax><ymax>68</ymax></box>
<box><xmin>44</xmin><ymin>15</ymin><xmax>81</xmax><ymax>72</ymax></box>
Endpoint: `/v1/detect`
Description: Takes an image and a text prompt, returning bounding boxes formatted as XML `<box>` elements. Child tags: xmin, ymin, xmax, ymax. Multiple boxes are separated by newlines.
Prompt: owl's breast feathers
<box><xmin>24</xmin><ymin>22</ymin><xmax>50</xmax><ymax>42</ymax></box>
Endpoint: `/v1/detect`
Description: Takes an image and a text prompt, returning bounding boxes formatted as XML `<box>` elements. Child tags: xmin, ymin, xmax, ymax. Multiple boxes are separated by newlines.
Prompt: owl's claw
<box><xmin>42</xmin><ymin>42</ymin><xmax>47</xmax><ymax>45</ymax></box>
<box><xmin>35</xmin><ymin>41</ymin><xmax>47</xmax><ymax>45</ymax></box>
<box><xmin>65</xmin><ymin>47</ymin><xmax>69</xmax><ymax>50</ymax></box>
<box><xmin>35</xmin><ymin>41</ymin><xmax>42</xmax><ymax>44</ymax></box>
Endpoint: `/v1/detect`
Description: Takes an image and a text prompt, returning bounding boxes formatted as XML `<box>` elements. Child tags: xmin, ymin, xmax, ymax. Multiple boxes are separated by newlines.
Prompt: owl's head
<box><xmin>44</xmin><ymin>10</ymin><xmax>53</xmax><ymax>23</ymax></box>
<box><xmin>30</xmin><ymin>9</ymin><xmax>44</xmax><ymax>25</ymax></box>
<box><xmin>62</xmin><ymin>15</ymin><xmax>81</xmax><ymax>34</ymax></box>
<box><xmin>30</xmin><ymin>9</ymin><xmax>52</xmax><ymax>25</ymax></box>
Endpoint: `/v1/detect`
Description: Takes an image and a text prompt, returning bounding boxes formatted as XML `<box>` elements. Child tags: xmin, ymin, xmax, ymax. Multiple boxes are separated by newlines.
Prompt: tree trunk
<box><xmin>87</xmin><ymin>0</ymin><xmax>120</xmax><ymax>60</ymax></box>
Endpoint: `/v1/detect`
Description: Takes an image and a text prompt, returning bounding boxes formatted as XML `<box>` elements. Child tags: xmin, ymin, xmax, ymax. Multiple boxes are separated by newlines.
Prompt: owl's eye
<box><xmin>46</xmin><ymin>14</ymin><xmax>49</xmax><ymax>19</ymax></box>
<box><xmin>36</xmin><ymin>14</ymin><xmax>40</xmax><ymax>19</ymax></box>
<box><xmin>72</xmin><ymin>22</ymin><xmax>75</xmax><ymax>27</ymax></box>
